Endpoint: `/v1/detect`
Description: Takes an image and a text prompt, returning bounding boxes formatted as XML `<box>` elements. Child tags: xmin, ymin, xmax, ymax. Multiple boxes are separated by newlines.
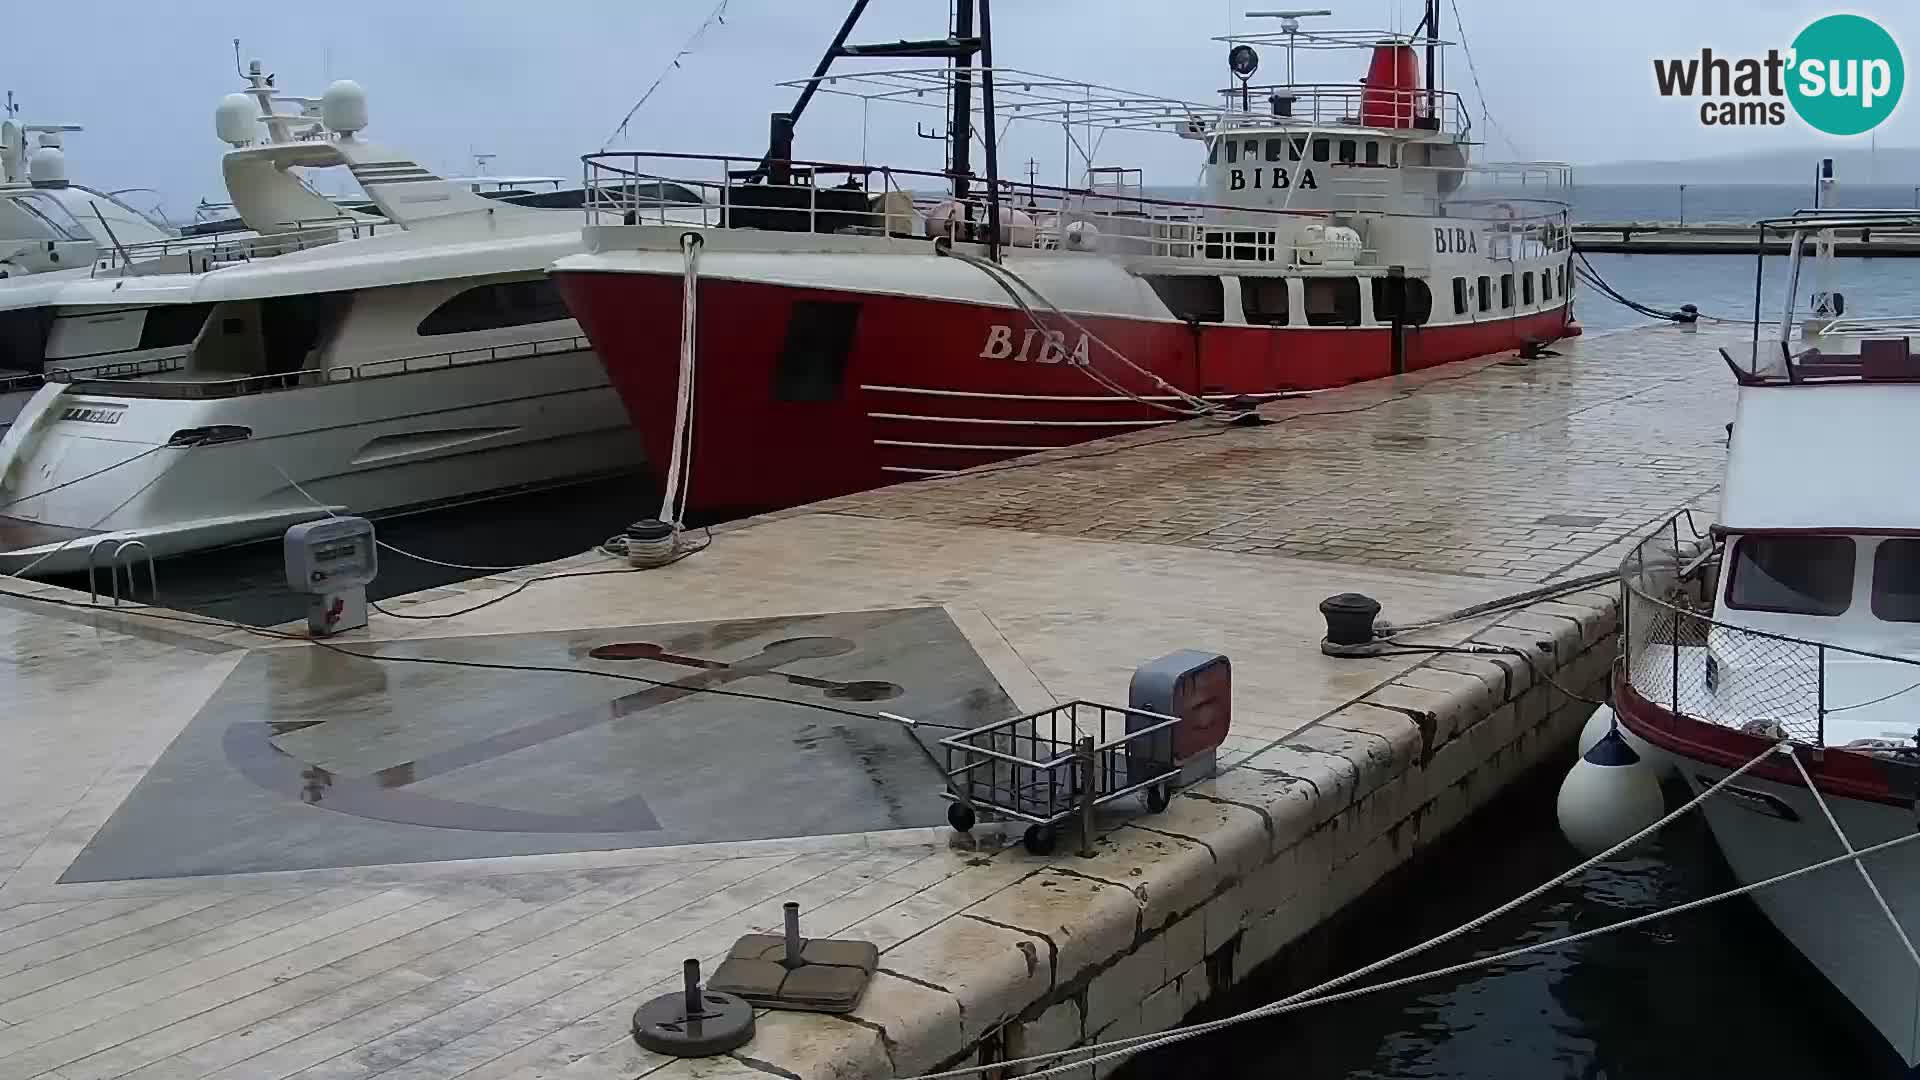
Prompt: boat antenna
<box><xmin>1247</xmin><ymin>10</ymin><xmax>1332</xmax><ymax>85</ymax></box>
<box><xmin>600</xmin><ymin>0</ymin><xmax>732</xmax><ymax>150</ymax></box>
<box><xmin>91</xmin><ymin>204</ymin><xmax>132</xmax><ymax>268</ymax></box>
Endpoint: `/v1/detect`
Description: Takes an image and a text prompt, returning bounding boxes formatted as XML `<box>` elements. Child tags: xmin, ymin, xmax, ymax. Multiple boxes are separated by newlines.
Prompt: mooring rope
<box><xmin>658</xmin><ymin>231</ymin><xmax>704</xmax><ymax>529</ymax></box>
<box><xmin>908</xmin><ymin>737</ymin><xmax>1796</xmax><ymax>1080</ymax></box>
<box><xmin>935</xmin><ymin>242</ymin><xmax>1245</xmax><ymax>419</ymax></box>
<box><xmin>1786</xmin><ymin>749</ymin><xmax>1920</xmax><ymax>973</ymax></box>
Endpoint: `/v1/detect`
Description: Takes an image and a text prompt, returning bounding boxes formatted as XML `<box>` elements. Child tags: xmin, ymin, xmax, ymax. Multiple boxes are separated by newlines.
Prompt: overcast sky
<box><xmin>8</xmin><ymin>0</ymin><xmax>1916</xmax><ymax>217</ymax></box>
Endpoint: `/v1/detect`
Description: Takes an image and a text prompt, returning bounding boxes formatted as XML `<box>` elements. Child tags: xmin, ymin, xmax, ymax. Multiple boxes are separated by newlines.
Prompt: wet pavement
<box><xmin>0</xmin><ymin>324</ymin><xmax>1745</xmax><ymax>1080</ymax></box>
<box><xmin>61</xmin><ymin>608</ymin><xmax>1012</xmax><ymax>881</ymax></box>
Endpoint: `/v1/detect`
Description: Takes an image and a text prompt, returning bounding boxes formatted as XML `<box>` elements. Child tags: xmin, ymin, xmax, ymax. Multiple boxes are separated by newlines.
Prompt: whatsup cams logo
<box><xmin>1652</xmin><ymin>13</ymin><xmax>1903</xmax><ymax>134</ymax></box>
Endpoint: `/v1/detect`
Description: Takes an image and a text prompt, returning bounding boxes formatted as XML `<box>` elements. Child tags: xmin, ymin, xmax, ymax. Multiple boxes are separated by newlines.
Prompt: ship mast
<box><xmin>1423</xmin><ymin>0</ymin><xmax>1438</xmax><ymax>118</ymax></box>
<box><xmin>752</xmin><ymin>0</ymin><xmax>1004</xmax><ymax>259</ymax></box>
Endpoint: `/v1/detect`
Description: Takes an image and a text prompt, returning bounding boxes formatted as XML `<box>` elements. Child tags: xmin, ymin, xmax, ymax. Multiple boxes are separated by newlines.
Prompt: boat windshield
<box><xmin>0</xmin><ymin>191</ymin><xmax>88</xmax><ymax>244</ymax></box>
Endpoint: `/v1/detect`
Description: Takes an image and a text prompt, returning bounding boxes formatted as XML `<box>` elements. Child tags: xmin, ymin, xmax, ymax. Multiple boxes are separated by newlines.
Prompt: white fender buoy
<box><xmin>1555</xmin><ymin>728</ymin><xmax>1666</xmax><ymax>858</ymax></box>
<box><xmin>1578</xmin><ymin>704</ymin><xmax>1671</xmax><ymax>779</ymax></box>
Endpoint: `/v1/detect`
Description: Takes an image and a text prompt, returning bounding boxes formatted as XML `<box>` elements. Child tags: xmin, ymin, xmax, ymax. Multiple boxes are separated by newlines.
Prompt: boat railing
<box><xmin>7</xmin><ymin>352</ymin><xmax>192</xmax><ymax>394</ymax></box>
<box><xmin>1619</xmin><ymin>508</ymin><xmax>1920</xmax><ymax>748</ymax></box>
<box><xmin>48</xmin><ymin>334</ymin><xmax>591</xmax><ymax>401</ymax></box>
<box><xmin>582</xmin><ymin>150</ymin><xmax>1565</xmax><ymax>270</ymax></box>
<box><xmin>90</xmin><ymin>215</ymin><xmax>394</xmax><ymax>275</ymax></box>
<box><xmin>1215</xmin><ymin>83</ymin><xmax>1470</xmax><ymax>135</ymax></box>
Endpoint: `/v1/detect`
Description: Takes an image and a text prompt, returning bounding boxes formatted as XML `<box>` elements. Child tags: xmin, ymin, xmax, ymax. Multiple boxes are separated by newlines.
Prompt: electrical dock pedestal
<box><xmin>284</xmin><ymin>516</ymin><xmax>377</xmax><ymax>636</ymax></box>
<box><xmin>0</xmin><ymin>323</ymin><xmax>1736</xmax><ymax>1080</ymax></box>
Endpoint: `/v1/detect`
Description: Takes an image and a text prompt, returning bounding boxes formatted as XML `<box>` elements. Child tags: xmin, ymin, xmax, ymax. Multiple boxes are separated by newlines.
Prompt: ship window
<box><xmin>261</xmin><ymin>293</ymin><xmax>353</xmax><ymax>375</ymax></box>
<box><xmin>418</xmin><ymin>278</ymin><xmax>571</xmax><ymax>336</ymax></box>
<box><xmin>773</xmin><ymin>300</ymin><xmax>860</xmax><ymax>401</ymax></box>
<box><xmin>1224</xmin><ymin>140</ymin><xmax>1238</xmax><ymax>164</ymax></box>
<box><xmin>1240</xmin><ymin>277</ymin><xmax>1289</xmax><ymax>326</ymax></box>
<box><xmin>1312</xmin><ymin>138</ymin><xmax>1330</xmax><ymax>162</ymax></box>
<box><xmin>1725</xmin><ymin>534</ymin><xmax>1855</xmax><ymax>616</ymax></box>
<box><xmin>1146</xmin><ymin>275</ymin><xmax>1224</xmax><ymax>323</ymax></box>
<box><xmin>1290</xmin><ymin>137</ymin><xmax>1307</xmax><ymax>161</ymax></box>
<box><xmin>1499</xmin><ymin>274</ymin><xmax>1514</xmax><ymax>309</ymax></box>
<box><xmin>1338</xmin><ymin>140</ymin><xmax>1357</xmax><ymax>163</ymax></box>
<box><xmin>1522</xmin><ymin>272</ymin><xmax>1535</xmax><ymax>306</ymax></box>
<box><xmin>1264</xmin><ymin>138</ymin><xmax>1286</xmax><ymax>163</ymax></box>
<box><xmin>1303</xmin><ymin>278</ymin><xmax>1360</xmax><ymax>327</ymax></box>
<box><xmin>1873</xmin><ymin>539</ymin><xmax>1920</xmax><ymax>622</ymax></box>
<box><xmin>1476</xmin><ymin>275</ymin><xmax>1491</xmax><ymax>313</ymax></box>
<box><xmin>136</xmin><ymin>303</ymin><xmax>213</xmax><ymax>350</ymax></box>
<box><xmin>0</xmin><ymin>307</ymin><xmax>55</xmax><ymax>375</ymax></box>
<box><xmin>1452</xmin><ymin>277</ymin><xmax>1468</xmax><ymax>315</ymax></box>
<box><xmin>1364</xmin><ymin>141</ymin><xmax>1380</xmax><ymax>165</ymax></box>
<box><xmin>1208</xmin><ymin>140</ymin><xmax>1219</xmax><ymax>165</ymax></box>
<box><xmin>1541</xmin><ymin>269</ymin><xmax>1554</xmax><ymax>301</ymax></box>
<box><xmin>1244</xmin><ymin>139</ymin><xmax>1259</xmax><ymax>162</ymax></box>
<box><xmin>1372</xmin><ymin>277</ymin><xmax>1431</xmax><ymax>326</ymax></box>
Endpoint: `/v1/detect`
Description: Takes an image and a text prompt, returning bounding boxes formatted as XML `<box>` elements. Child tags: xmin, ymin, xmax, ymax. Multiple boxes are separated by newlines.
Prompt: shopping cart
<box><xmin>885</xmin><ymin>700</ymin><xmax>1181</xmax><ymax>854</ymax></box>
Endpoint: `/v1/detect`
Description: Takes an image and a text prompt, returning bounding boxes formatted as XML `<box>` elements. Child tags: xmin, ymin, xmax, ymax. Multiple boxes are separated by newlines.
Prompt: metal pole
<box><xmin>1816</xmin><ymin>646</ymin><xmax>1826</xmax><ymax>746</ymax></box>
<box><xmin>950</xmin><ymin>0</ymin><xmax>975</xmax><ymax>202</ymax></box>
<box><xmin>1671</xmin><ymin>617</ymin><xmax>1680</xmax><ymax>713</ymax></box>
<box><xmin>978</xmin><ymin>0</ymin><xmax>1003</xmax><ymax>261</ymax></box>
<box><xmin>1388</xmin><ymin>265</ymin><xmax>1407</xmax><ymax>374</ymax></box>
<box><xmin>783</xmin><ymin>902</ymin><xmax>803</xmax><ymax>968</ymax></box>
<box><xmin>683</xmin><ymin>959</ymin><xmax>702</xmax><ymax>1015</ymax></box>
<box><xmin>1678</xmin><ymin>184</ymin><xmax>1686</xmax><ymax>227</ymax></box>
<box><xmin>1425</xmin><ymin>0</ymin><xmax>1438</xmax><ymax>119</ymax></box>
<box><xmin>1077</xmin><ymin>735</ymin><xmax>1096</xmax><ymax>857</ymax></box>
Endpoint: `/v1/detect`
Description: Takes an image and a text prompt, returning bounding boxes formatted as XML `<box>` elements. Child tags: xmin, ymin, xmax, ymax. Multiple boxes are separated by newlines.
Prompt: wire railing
<box><xmin>1620</xmin><ymin>510</ymin><xmax>1920</xmax><ymax>748</ymax></box>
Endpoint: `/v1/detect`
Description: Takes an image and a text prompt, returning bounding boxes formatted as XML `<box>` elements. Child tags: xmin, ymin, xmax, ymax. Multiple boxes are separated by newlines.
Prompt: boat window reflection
<box><xmin>1871</xmin><ymin>539</ymin><xmax>1920</xmax><ymax>622</ymax></box>
<box><xmin>1725</xmin><ymin>534</ymin><xmax>1855</xmax><ymax>616</ymax></box>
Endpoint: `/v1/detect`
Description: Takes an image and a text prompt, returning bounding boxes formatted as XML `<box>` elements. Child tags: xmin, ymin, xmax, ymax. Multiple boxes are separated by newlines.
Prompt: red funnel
<box><xmin>1360</xmin><ymin>42</ymin><xmax>1421</xmax><ymax>128</ymax></box>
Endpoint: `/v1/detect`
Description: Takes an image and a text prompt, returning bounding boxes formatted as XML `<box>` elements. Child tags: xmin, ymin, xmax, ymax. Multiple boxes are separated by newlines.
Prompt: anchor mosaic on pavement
<box><xmin>61</xmin><ymin>606</ymin><xmax>1013</xmax><ymax>881</ymax></box>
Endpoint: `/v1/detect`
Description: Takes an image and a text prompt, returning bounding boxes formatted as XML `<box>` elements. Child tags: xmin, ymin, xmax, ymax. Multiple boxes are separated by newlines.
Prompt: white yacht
<box><xmin>1614</xmin><ymin>213</ymin><xmax>1920</xmax><ymax>1072</ymax></box>
<box><xmin>1</xmin><ymin>117</ymin><xmax>176</xmax><ymax>279</ymax></box>
<box><xmin>0</xmin><ymin>68</ymin><xmax>700</xmax><ymax>574</ymax></box>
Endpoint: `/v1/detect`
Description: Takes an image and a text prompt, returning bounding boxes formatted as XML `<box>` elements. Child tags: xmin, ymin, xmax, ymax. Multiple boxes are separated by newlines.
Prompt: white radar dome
<box><xmin>215</xmin><ymin>94</ymin><xmax>256</xmax><ymax>146</ymax></box>
<box><xmin>28</xmin><ymin>145</ymin><xmax>67</xmax><ymax>187</ymax></box>
<box><xmin>322</xmin><ymin>81</ymin><xmax>368</xmax><ymax>136</ymax></box>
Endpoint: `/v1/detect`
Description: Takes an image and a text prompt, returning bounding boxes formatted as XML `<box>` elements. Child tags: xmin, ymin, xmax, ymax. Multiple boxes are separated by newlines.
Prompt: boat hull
<box><xmin>555</xmin><ymin>268</ymin><xmax>1574</xmax><ymax>518</ymax></box>
<box><xmin>1617</xmin><ymin>682</ymin><xmax>1920</xmax><ymax>1069</ymax></box>
<box><xmin>0</xmin><ymin>348</ymin><xmax>641</xmax><ymax>574</ymax></box>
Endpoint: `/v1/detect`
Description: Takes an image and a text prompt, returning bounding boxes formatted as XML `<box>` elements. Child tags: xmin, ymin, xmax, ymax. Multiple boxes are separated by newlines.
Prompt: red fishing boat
<box><xmin>554</xmin><ymin>3</ymin><xmax>1578</xmax><ymax>518</ymax></box>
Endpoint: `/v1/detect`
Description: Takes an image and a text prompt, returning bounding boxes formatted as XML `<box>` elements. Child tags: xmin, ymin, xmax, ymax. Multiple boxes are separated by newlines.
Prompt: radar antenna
<box><xmin>1246</xmin><ymin>9</ymin><xmax>1332</xmax><ymax>83</ymax></box>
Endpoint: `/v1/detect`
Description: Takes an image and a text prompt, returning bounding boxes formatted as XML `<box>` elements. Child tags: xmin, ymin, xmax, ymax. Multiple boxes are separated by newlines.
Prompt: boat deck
<box><xmin>0</xmin><ymin>322</ymin><xmax>1737</xmax><ymax>1080</ymax></box>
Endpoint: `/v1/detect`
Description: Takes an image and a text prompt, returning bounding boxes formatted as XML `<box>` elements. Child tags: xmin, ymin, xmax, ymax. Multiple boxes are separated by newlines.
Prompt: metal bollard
<box><xmin>683</xmin><ymin>958</ymin><xmax>702</xmax><ymax>1016</ymax></box>
<box><xmin>783</xmin><ymin>902</ymin><xmax>804</xmax><ymax>968</ymax></box>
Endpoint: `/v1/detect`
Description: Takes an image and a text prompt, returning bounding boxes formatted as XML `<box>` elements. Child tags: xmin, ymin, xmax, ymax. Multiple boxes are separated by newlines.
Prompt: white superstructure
<box><xmin>0</xmin><ymin>62</ymin><xmax>703</xmax><ymax>574</ymax></box>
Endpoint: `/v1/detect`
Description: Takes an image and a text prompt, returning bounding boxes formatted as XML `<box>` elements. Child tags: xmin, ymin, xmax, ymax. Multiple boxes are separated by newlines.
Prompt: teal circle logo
<box><xmin>1787</xmin><ymin>14</ymin><xmax>1904</xmax><ymax>135</ymax></box>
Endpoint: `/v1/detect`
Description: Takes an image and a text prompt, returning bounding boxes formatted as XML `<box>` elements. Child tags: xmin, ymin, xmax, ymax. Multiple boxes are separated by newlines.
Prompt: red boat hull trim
<box><xmin>1614</xmin><ymin>673</ymin><xmax>1914</xmax><ymax>808</ymax></box>
<box><xmin>556</xmin><ymin>271</ymin><xmax>1575</xmax><ymax>518</ymax></box>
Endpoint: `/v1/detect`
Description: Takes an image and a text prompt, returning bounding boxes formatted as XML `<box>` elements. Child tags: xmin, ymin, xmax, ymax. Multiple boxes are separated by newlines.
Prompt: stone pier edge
<box><xmin>714</xmin><ymin>589</ymin><xmax>1621</xmax><ymax>1080</ymax></box>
